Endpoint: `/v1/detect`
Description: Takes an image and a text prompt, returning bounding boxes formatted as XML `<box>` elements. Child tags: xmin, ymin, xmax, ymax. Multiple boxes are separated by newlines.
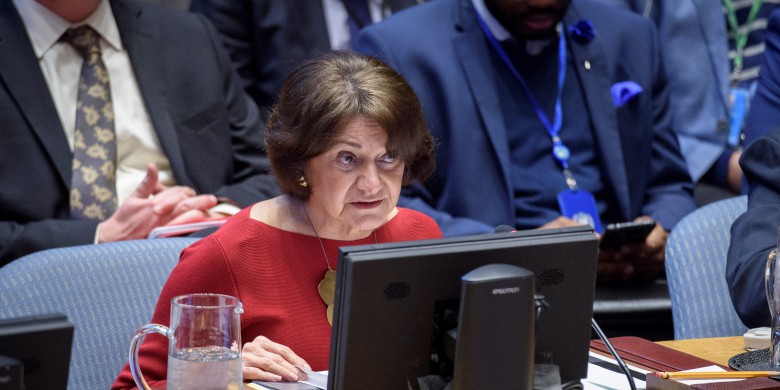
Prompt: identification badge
<box><xmin>728</xmin><ymin>87</ymin><xmax>749</xmax><ymax>148</ymax></box>
<box><xmin>557</xmin><ymin>189</ymin><xmax>603</xmax><ymax>234</ymax></box>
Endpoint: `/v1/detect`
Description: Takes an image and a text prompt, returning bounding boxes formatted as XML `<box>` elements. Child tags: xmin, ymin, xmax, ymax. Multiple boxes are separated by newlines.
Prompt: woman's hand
<box><xmin>241</xmin><ymin>336</ymin><xmax>311</xmax><ymax>382</ymax></box>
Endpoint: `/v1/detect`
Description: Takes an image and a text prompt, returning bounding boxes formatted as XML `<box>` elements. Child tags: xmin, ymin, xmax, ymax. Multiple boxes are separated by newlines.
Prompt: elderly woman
<box><xmin>112</xmin><ymin>51</ymin><xmax>441</xmax><ymax>389</ymax></box>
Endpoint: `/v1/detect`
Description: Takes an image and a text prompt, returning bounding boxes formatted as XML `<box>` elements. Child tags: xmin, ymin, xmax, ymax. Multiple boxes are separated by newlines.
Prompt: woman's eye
<box><xmin>338</xmin><ymin>153</ymin><xmax>356</xmax><ymax>165</ymax></box>
<box><xmin>379</xmin><ymin>153</ymin><xmax>397</xmax><ymax>164</ymax></box>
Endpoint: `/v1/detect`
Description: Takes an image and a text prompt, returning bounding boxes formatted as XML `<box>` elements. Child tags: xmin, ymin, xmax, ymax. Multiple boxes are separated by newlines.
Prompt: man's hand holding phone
<box><xmin>600</xmin><ymin>220</ymin><xmax>657</xmax><ymax>250</ymax></box>
<box><xmin>597</xmin><ymin>217</ymin><xmax>668</xmax><ymax>283</ymax></box>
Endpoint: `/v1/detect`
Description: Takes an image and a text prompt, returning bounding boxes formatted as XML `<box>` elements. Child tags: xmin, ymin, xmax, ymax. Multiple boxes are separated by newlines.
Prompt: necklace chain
<box><xmin>303</xmin><ymin>204</ymin><xmax>332</xmax><ymax>270</ymax></box>
<box><xmin>303</xmin><ymin>204</ymin><xmax>377</xmax><ymax>271</ymax></box>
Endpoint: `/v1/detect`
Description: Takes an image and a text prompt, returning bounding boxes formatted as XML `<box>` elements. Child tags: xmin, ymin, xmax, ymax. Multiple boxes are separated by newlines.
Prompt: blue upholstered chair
<box><xmin>0</xmin><ymin>238</ymin><xmax>199</xmax><ymax>389</ymax></box>
<box><xmin>665</xmin><ymin>195</ymin><xmax>748</xmax><ymax>339</ymax></box>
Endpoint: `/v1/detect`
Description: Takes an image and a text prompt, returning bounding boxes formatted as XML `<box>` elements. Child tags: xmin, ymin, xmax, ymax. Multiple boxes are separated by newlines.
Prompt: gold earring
<box><xmin>297</xmin><ymin>176</ymin><xmax>308</xmax><ymax>187</ymax></box>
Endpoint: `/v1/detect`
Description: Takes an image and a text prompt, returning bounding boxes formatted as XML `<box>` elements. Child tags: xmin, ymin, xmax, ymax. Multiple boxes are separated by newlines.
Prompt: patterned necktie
<box><xmin>64</xmin><ymin>26</ymin><xmax>117</xmax><ymax>221</ymax></box>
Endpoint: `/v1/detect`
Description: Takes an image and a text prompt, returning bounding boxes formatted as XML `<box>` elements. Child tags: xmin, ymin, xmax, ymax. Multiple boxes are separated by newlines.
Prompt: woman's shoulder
<box><xmin>386</xmin><ymin>208</ymin><xmax>443</xmax><ymax>239</ymax></box>
<box><xmin>394</xmin><ymin>207</ymin><xmax>434</xmax><ymax>221</ymax></box>
<box><xmin>181</xmin><ymin>208</ymin><xmax>304</xmax><ymax>269</ymax></box>
<box><xmin>197</xmin><ymin>207</ymin><xmax>281</xmax><ymax>250</ymax></box>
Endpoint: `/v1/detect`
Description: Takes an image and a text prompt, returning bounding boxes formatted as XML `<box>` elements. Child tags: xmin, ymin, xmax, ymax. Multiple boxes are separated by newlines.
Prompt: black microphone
<box><xmin>592</xmin><ymin>319</ymin><xmax>637</xmax><ymax>390</ymax></box>
<box><xmin>494</xmin><ymin>225</ymin><xmax>517</xmax><ymax>233</ymax></box>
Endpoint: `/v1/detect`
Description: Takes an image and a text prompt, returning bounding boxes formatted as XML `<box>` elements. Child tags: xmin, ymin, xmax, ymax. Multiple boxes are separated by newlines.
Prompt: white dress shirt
<box><xmin>471</xmin><ymin>0</ymin><xmax>556</xmax><ymax>55</ymax></box>
<box><xmin>322</xmin><ymin>0</ymin><xmax>387</xmax><ymax>50</ymax></box>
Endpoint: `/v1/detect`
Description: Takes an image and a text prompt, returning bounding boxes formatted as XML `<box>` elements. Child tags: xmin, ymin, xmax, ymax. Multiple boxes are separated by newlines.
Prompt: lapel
<box><xmin>0</xmin><ymin>1</ymin><xmax>72</xmax><ymax>188</ymax></box>
<box><xmin>111</xmin><ymin>0</ymin><xmax>189</xmax><ymax>183</ymax></box>
<box><xmin>691</xmin><ymin>0</ymin><xmax>730</xmax><ymax>112</ymax></box>
<box><xmin>564</xmin><ymin>4</ymin><xmax>631</xmax><ymax>218</ymax></box>
<box><xmin>452</xmin><ymin>0</ymin><xmax>513</xmax><ymax>193</ymax></box>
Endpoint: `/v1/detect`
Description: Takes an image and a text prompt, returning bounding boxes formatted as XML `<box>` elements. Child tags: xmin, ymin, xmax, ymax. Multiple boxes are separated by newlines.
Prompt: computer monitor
<box><xmin>328</xmin><ymin>226</ymin><xmax>599</xmax><ymax>389</ymax></box>
<box><xmin>0</xmin><ymin>313</ymin><xmax>73</xmax><ymax>390</ymax></box>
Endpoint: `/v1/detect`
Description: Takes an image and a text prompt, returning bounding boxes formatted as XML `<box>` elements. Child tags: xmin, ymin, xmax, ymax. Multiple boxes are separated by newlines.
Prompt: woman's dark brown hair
<box><xmin>265</xmin><ymin>51</ymin><xmax>435</xmax><ymax>199</ymax></box>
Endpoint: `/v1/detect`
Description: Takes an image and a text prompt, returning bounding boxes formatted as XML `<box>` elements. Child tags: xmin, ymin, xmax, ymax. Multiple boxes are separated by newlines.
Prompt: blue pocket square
<box><xmin>611</xmin><ymin>81</ymin><xmax>643</xmax><ymax>107</ymax></box>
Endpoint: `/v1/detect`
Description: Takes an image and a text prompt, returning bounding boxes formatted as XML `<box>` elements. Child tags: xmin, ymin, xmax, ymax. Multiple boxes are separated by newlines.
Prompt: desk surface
<box><xmin>656</xmin><ymin>336</ymin><xmax>745</xmax><ymax>367</ymax></box>
<box><xmin>231</xmin><ymin>337</ymin><xmax>746</xmax><ymax>389</ymax></box>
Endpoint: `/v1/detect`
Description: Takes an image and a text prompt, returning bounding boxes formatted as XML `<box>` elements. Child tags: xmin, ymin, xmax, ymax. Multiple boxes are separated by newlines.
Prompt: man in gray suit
<box><xmin>597</xmin><ymin>0</ymin><xmax>779</xmax><ymax>204</ymax></box>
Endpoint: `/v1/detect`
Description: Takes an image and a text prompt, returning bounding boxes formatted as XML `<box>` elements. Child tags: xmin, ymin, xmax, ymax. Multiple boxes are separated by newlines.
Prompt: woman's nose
<box><xmin>357</xmin><ymin>165</ymin><xmax>382</xmax><ymax>193</ymax></box>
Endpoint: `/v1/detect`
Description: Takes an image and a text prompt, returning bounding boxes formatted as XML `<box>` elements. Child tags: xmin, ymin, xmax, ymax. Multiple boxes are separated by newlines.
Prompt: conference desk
<box><xmin>197</xmin><ymin>336</ymin><xmax>750</xmax><ymax>390</ymax></box>
<box><xmin>589</xmin><ymin>335</ymin><xmax>780</xmax><ymax>390</ymax></box>
<box><xmin>657</xmin><ymin>336</ymin><xmax>745</xmax><ymax>366</ymax></box>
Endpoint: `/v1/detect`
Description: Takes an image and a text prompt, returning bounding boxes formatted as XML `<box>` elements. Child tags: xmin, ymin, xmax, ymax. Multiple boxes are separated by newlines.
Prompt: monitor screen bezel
<box><xmin>0</xmin><ymin>313</ymin><xmax>73</xmax><ymax>389</ymax></box>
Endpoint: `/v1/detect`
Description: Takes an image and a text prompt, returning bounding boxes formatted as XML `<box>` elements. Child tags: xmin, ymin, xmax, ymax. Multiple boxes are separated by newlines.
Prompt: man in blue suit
<box><xmin>727</xmin><ymin>9</ymin><xmax>780</xmax><ymax>328</ymax></box>
<box><xmin>354</xmin><ymin>0</ymin><xmax>696</xmax><ymax>282</ymax></box>
<box><xmin>598</xmin><ymin>0</ymin><xmax>779</xmax><ymax>204</ymax></box>
<box><xmin>727</xmin><ymin>127</ymin><xmax>780</xmax><ymax>329</ymax></box>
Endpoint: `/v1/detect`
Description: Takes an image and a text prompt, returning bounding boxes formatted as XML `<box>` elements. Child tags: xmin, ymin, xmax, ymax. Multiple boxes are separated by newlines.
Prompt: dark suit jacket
<box><xmin>728</xmin><ymin>10</ymin><xmax>780</xmax><ymax>328</ymax></box>
<box><xmin>0</xmin><ymin>0</ymin><xmax>278</xmax><ymax>265</ymax></box>
<box><xmin>190</xmin><ymin>0</ymin><xmax>423</xmax><ymax>120</ymax></box>
<box><xmin>354</xmin><ymin>0</ymin><xmax>696</xmax><ymax>236</ymax></box>
<box><xmin>727</xmin><ymin>130</ymin><xmax>780</xmax><ymax>328</ymax></box>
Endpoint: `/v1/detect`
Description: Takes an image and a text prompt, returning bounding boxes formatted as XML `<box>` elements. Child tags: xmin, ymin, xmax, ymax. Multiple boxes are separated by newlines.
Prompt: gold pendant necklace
<box><xmin>304</xmin><ymin>205</ymin><xmax>376</xmax><ymax>325</ymax></box>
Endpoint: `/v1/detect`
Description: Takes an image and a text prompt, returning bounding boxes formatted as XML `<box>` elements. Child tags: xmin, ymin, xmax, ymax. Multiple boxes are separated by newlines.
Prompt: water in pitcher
<box><xmin>166</xmin><ymin>346</ymin><xmax>242</xmax><ymax>390</ymax></box>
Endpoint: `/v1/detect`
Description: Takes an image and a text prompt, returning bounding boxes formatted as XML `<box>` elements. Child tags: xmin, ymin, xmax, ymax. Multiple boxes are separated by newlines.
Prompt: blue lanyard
<box><xmin>477</xmin><ymin>16</ymin><xmax>578</xmax><ymax>189</ymax></box>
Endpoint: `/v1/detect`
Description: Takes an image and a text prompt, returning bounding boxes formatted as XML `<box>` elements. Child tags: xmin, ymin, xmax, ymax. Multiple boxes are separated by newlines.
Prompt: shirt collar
<box><xmin>471</xmin><ymin>0</ymin><xmax>559</xmax><ymax>55</ymax></box>
<box><xmin>12</xmin><ymin>0</ymin><xmax>123</xmax><ymax>59</ymax></box>
<box><xmin>471</xmin><ymin>0</ymin><xmax>512</xmax><ymax>41</ymax></box>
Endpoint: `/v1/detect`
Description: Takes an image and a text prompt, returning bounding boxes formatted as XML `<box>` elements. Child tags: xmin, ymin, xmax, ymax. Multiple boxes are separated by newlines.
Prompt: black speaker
<box><xmin>450</xmin><ymin>263</ymin><xmax>536</xmax><ymax>389</ymax></box>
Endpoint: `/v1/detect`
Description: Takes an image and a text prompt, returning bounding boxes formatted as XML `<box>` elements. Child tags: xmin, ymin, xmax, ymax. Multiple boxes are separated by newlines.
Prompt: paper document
<box><xmin>249</xmin><ymin>370</ymin><xmax>328</xmax><ymax>390</ymax></box>
<box><xmin>146</xmin><ymin>217</ymin><xmax>227</xmax><ymax>238</ymax></box>
<box><xmin>583</xmin><ymin>351</ymin><xmax>648</xmax><ymax>389</ymax></box>
<box><xmin>248</xmin><ymin>382</ymin><xmax>319</xmax><ymax>390</ymax></box>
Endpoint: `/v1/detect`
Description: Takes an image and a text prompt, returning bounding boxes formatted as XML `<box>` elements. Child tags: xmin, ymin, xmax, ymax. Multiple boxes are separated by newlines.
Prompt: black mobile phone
<box><xmin>599</xmin><ymin>220</ymin><xmax>656</xmax><ymax>249</ymax></box>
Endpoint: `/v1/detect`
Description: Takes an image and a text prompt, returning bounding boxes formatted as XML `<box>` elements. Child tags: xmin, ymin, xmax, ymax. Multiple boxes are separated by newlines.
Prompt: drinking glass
<box><xmin>129</xmin><ymin>293</ymin><xmax>244</xmax><ymax>390</ymax></box>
